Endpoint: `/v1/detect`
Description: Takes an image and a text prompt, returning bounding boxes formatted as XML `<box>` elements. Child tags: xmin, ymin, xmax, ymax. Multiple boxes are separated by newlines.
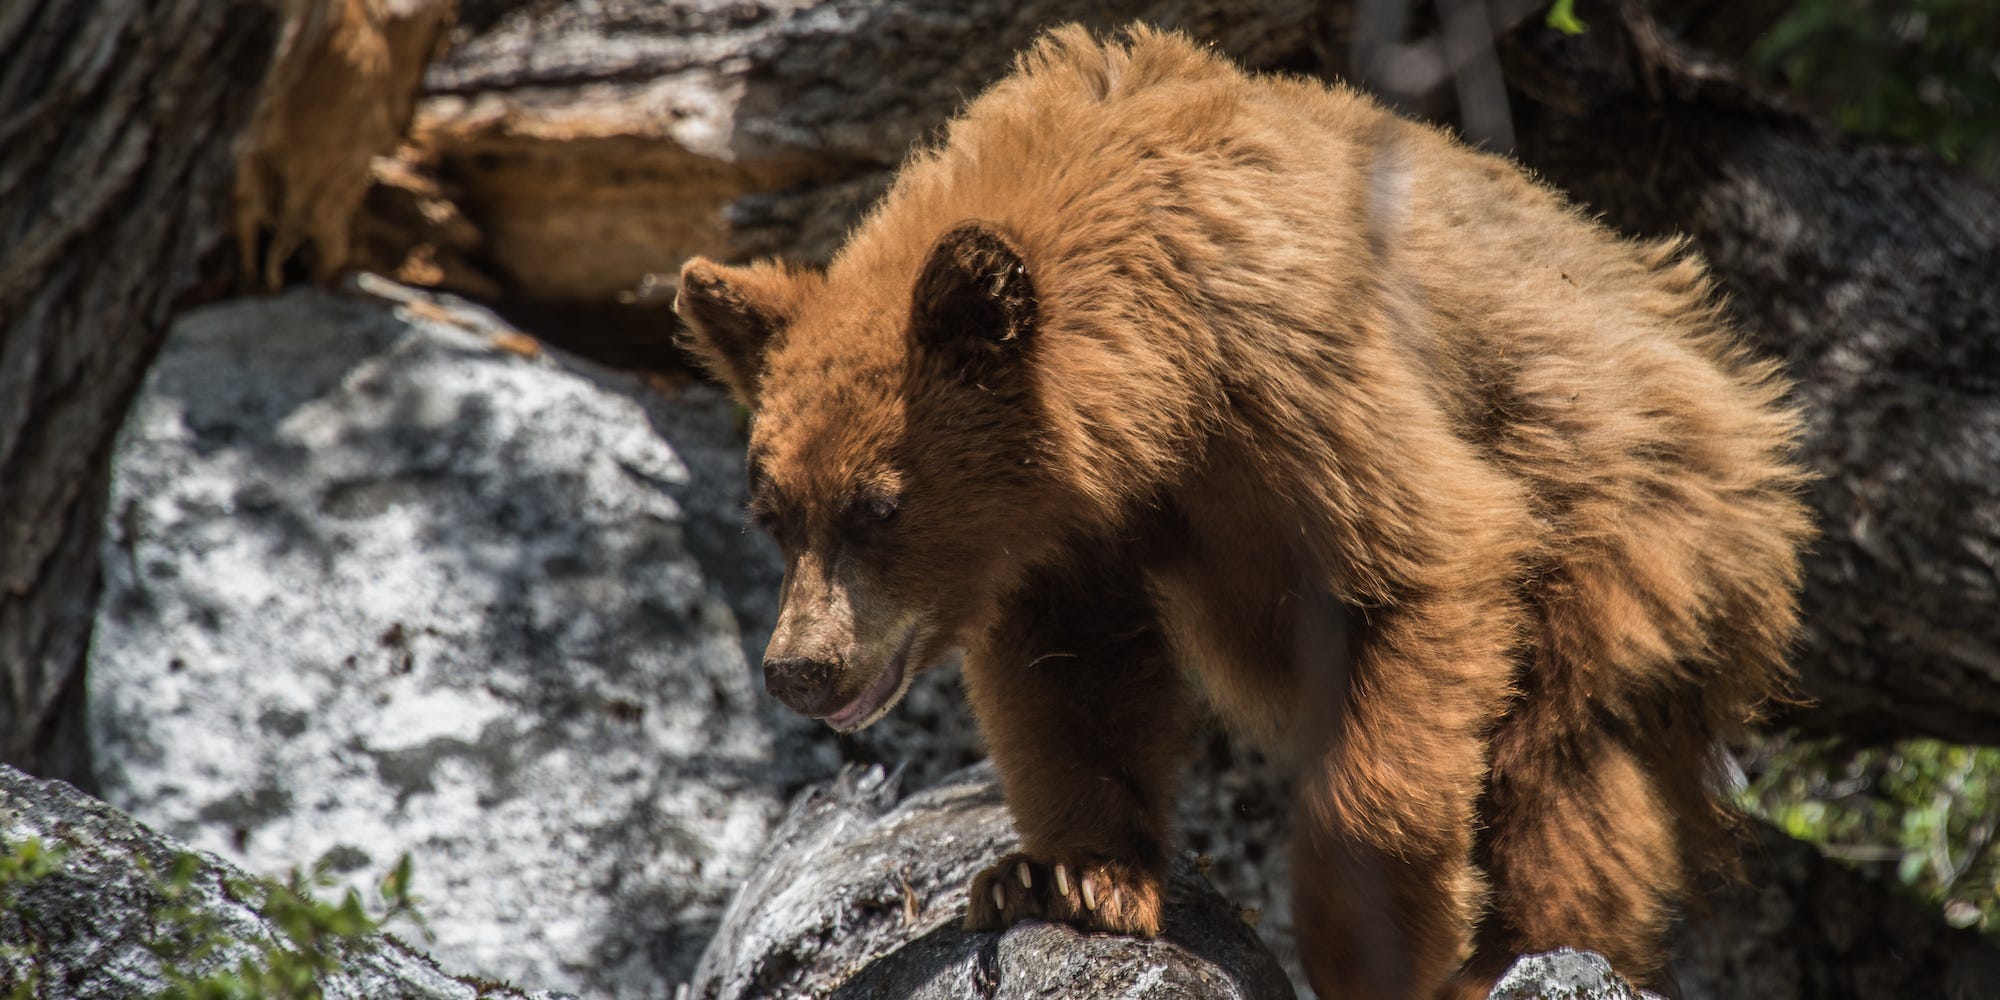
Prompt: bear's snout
<box><xmin>762</xmin><ymin>655</ymin><xmax>842</xmax><ymax>717</ymax></box>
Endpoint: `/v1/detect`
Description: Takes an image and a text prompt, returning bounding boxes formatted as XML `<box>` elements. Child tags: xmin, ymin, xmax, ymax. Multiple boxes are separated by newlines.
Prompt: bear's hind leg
<box><xmin>1448</xmin><ymin>694</ymin><xmax>1686</xmax><ymax>998</ymax></box>
<box><xmin>960</xmin><ymin>559</ymin><xmax>1197</xmax><ymax>937</ymax></box>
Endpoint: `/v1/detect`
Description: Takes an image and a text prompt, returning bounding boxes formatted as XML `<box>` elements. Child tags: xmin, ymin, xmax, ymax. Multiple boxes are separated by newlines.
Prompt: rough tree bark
<box><xmin>0</xmin><ymin>0</ymin><xmax>451</xmax><ymax>782</ymax></box>
<box><xmin>375</xmin><ymin>0</ymin><xmax>2000</xmax><ymax>746</ymax></box>
<box><xmin>0</xmin><ymin>0</ymin><xmax>284</xmax><ymax>785</ymax></box>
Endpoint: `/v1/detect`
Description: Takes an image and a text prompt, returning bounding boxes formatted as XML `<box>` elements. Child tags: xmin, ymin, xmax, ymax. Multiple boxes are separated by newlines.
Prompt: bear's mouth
<box><xmin>822</xmin><ymin>623</ymin><xmax>920</xmax><ymax>733</ymax></box>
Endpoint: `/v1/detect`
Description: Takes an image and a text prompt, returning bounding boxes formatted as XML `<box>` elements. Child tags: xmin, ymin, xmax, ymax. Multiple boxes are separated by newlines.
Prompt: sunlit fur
<box><xmin>675</xmin><ymin>25</ymin><xmax>1811</xmax><ymax>1000</ymax></box>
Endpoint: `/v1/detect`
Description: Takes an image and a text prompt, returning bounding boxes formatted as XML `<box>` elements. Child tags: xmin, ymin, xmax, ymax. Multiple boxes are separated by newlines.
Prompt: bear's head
<box><xmin>676</xmin><ymin>221</ymin><xmax>1066</xmax><ymax>732</ymax></box>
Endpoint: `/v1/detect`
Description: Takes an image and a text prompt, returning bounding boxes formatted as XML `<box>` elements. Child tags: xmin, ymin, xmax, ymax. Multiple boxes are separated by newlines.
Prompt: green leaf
<box><xmin>1546</xmin><ymin>0</ymin><xmax>1587</xmax><ymax>35</ymax></box>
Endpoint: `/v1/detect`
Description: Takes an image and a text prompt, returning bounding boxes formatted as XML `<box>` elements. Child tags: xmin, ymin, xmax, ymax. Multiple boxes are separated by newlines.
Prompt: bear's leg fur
<box><xmin>961</xmin><ymin>556</ymin><xmax>1197</xmax><ymax>936</ymax></box>
<box><xmin>1447</xmin><ymin>677</ymin><xmax>1694</xmax><ymax>998</ymax></box>
<box><xmin>1289</xmin><ymin>601</ymin><xmax>1518</xmax><ymax>1000</ymax></box>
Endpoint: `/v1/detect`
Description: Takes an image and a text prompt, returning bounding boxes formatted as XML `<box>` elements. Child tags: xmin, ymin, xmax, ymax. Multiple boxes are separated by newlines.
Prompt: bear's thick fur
<box><xmin>675</xmin><ymin>25</ymin><xmax>1810</xmax><ymax>1000</ymax></box>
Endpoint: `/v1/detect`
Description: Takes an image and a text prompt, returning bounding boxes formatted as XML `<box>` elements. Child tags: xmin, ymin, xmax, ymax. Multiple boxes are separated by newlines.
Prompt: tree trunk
<box><xmin>0</xmin><ymin>0</ymin><xmax>284</xmax><ymax>784</ymax></box>
<box><xmin>1498</xmin><ymin>6</ymin><xmax>2000</xmax><ymax>746</ymax></box>
<box><xmin>0</xmin><ymin>0</ymin><xmax>451</xmax><ymax>782</ymax></box>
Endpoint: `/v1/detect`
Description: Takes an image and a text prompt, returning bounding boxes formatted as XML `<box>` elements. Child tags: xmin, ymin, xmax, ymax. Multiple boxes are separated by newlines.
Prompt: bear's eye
<box><xmin>847</xmin><ymin>488</ymin><xmax>901</xmax><ymax>532</ymax></box>
<box><xmin>862</xmin><ymin>493</ymin><xmax>900</xmax><ymax>522</ymax></box>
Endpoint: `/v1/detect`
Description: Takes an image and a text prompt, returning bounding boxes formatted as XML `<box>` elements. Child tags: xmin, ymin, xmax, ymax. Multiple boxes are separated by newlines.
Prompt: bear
<box><xmin>673</xmin><ymin>24</ymin><xmax>1810</xmax><ymax>1000</ymax></box>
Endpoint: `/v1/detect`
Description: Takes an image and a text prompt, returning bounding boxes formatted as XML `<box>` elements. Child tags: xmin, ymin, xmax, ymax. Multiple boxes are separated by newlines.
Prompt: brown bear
<box><xmin>674</xmin><ymin>24</ymin><xmax>1810</xmax><ymax>1000</ymax></box>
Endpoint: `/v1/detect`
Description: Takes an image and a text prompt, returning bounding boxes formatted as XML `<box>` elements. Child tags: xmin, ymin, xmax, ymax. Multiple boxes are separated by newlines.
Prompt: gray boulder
<box><xmin>87</xmin><ymin>280</ymin><xmax>829</xmax><ymax>997</ymax></box>
<box><xmin>0</xmin><ymin>764</ymin><xmax>571</xmax><ymax>999</ymax></box>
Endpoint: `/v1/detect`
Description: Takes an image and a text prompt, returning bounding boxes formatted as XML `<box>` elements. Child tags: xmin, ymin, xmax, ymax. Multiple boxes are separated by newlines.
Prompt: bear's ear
<box><xmin>910</xmin><ymin>222</ymin><xmax>1037</xmax><ymax>361</ymax></box>
<box><xmin>675</xmin><ymin>258</ymin><xmax>800</xmax><ymax>408</ymax></box>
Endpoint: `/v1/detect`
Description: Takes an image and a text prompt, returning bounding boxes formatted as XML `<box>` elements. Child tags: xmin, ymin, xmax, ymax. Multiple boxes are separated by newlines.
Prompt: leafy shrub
<box><xmin>1739</xmin><ymin>733</ymin><xmax>2000</xmax><ymax>932</ymax></box>
<box><xmin>1752</xmin><ymin>0</ymin><xmax>2000</xmax><ymax>174</ymax></box>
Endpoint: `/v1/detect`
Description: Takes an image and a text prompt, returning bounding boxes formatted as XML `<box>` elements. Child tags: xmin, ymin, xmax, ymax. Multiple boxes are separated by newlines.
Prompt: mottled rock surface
<box><xmin>88</xmin><ymin>283</ymin><xmax>825</xmax><ymax>997</ymax></box>
<box><xmin>1487</xmin><ymin>949</ymin><xmax>1645</xmax><ymax>1000</ymax></box>
<box><xmin>0</xmin><ymin>765</ymin><xmax>571</xmax><ymax>1000</ymax></box>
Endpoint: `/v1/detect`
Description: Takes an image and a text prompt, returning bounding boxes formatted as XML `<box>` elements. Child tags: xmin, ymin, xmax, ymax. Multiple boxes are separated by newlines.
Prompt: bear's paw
<box><xmin>964</xmin><ymin>851</ymin><xmax>1164</xmax><ymax>937</ymax></box>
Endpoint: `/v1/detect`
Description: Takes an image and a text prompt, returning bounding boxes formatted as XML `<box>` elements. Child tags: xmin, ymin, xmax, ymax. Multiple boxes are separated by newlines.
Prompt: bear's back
<box><xmin>835</xmin><ymin>26</ymin><xmax>1805</xmax><ymax>613</ymax></box>
<box><xmin>847</xmin><ymin>25</ymin><xmax>1678</xmax><ymax>369</ymax></box>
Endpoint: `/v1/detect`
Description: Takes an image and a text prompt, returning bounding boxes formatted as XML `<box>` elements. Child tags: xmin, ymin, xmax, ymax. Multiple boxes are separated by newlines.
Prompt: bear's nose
<box><xmin>762</xmin><ymin>655</ymin><xmax>841</xmax><ymax>717</ymax></box>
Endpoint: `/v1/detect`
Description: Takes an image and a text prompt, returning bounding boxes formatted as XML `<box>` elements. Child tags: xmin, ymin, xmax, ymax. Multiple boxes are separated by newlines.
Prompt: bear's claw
<box><xmin>964</xmin><ymin>851</ymin><xmax>1164</xmax><ymax>936</ymax></box>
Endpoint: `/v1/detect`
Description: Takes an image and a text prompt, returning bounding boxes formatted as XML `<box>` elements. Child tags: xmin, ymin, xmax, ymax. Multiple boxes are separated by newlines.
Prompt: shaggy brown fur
<box><xmin>674</xmin><ymin>25</ymin><xmax>1810</xmax><ymax>999</ymax></box>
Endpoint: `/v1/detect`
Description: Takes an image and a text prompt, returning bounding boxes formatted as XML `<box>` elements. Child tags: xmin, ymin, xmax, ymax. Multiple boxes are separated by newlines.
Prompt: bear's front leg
<box><xmin>959</xmin><ymin>561</ymin><xmax>1196</xmax><ymax>937</ymax></box>
<box><xmin>1289</xmin><ymin>595</ymin><xmax>1521</xmax><ymax>1000</ymax></box>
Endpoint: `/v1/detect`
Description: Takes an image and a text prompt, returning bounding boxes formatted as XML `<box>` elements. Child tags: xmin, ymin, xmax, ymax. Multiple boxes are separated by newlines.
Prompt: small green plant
<box><xmin>0</xmin><ymin>837</ymin><xmax>65</xmax><ymax>886</ymax></box>
<box><xmin>1545</xmin><ymin>0</ymin><xmax>1587</xmax><ymax>36</ymax></box>
<box><xmin>149</xmin><ymin>851</ymin><xmax>429</xmax><ymax>1000</ymax></box>
<box><xmin>2</xmin><ymin>836</ymin><xmax>70</xmax><ymax>1000</ymax></box>
<box><xmin>1739</xmin><ymin>734</ymin><xmax>2000</xmax><ymax>933</ymax></box>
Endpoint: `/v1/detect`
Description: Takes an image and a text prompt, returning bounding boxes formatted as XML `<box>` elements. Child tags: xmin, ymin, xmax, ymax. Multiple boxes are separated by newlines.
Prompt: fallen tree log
<box><xmin>689</xmin><ymin>763</ymin><xmax>1299</xmax><ymax>999</ymax></box>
